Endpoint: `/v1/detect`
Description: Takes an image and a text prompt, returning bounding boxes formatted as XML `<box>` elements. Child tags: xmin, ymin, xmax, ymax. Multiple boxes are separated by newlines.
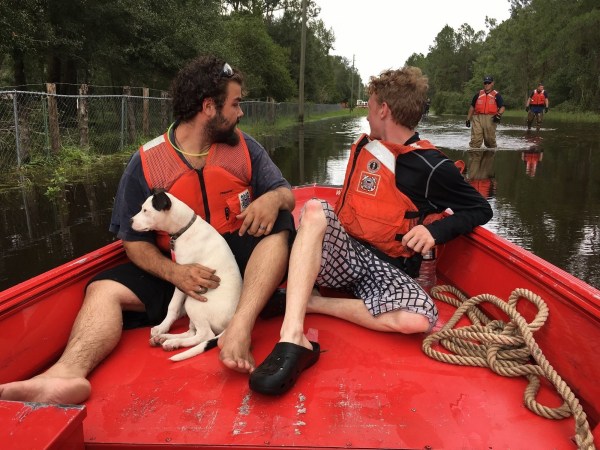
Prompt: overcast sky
<box><xmin>315</xmin><ymin>0</ymin><xmax>512</xmax><ymax>83</ymax></box>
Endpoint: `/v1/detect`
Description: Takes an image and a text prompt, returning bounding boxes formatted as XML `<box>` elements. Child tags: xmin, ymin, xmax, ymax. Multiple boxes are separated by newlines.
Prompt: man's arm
<box><xmin>240</xmin><ymin>133</ymin><xmax>295</xmax><ymax>235</ymax></box>
<box><xmin>123</xmin><ymin>241</ymin><xmax>220</xmax><ymax>301</ymax></box>
<box><xmin>466</xmin><ymin>105</ymin><xmax>475</xmax><ymax>121</ymax></box>
<box><xmin>236</xmin><ymin>186</ymin><xmax>295</xmax><ymax>236</ymax></box>
<box><xmin>496</xmin><ymin>93</ymin><xmax>506</xmax><ymax>115</ymax></box>
<box><xmin>425</xmin><ymin>160</ymin><xmax>492</xmax><ymax>244</ymax></box>
<box><xmin>398</xmin><ymin>154</ymin><xmax>492</xmax><ymax>255</ymax></box>
<box><xmin>270</xmin><ymin>185</ymin><xmax>295</xmax><ymax>211</ymax></box>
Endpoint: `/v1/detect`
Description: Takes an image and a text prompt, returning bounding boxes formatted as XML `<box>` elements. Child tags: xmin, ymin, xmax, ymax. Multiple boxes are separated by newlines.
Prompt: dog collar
<box><xmin>169</xmin><ymin>214</ymin><xmax>197</xmax><ymax>250</ymax></box>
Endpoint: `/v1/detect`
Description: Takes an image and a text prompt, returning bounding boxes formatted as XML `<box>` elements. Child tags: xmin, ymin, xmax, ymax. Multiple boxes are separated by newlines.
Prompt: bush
<box><xmin>432</xmin><ymin>91</ymin><xmax>466</xmax><ymax>115</ymax></box>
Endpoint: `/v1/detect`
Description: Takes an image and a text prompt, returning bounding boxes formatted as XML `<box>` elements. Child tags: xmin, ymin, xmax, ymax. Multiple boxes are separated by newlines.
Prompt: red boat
<box><xmin>1</xmin><ymin>185</ymin><xmax>599</xmax><ymax>449</ymax></box>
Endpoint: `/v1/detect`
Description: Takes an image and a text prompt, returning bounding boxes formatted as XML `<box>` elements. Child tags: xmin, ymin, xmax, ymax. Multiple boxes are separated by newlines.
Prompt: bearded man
<box><xmin>0</xmin><ymin>55</ymin><xmax>295</xmax><ymax>404</ymax></box>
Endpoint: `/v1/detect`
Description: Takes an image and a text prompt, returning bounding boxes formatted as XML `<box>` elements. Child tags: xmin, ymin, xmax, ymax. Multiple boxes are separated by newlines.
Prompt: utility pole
<box><xmin>298</xmin><ymin>0</ymin><xmax>307</xmax><ymax>122</ymax></box>
<box><xmin>350</xmin><ymin>54</ymin><xmax>355</xmax><ymax>111</ymax></box>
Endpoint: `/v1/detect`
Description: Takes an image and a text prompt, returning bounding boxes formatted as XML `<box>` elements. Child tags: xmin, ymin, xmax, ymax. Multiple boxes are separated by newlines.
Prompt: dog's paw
<box><xmin>150</xmin><ymin>325</ymin><xmax>169</xmax><ymax>337</ymax></box>
<box><xmin>162</xmin><ymin>339</ymin><xmax>182</xmax><ymax>351</ymax></box>
<box><xmin>149</xmin><ymin>335</ymin><xmax>167</xmax><ymax>346</ymax></box>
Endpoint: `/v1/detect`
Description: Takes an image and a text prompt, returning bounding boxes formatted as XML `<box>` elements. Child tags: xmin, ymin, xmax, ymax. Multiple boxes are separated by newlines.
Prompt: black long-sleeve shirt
<box><xmin>395</xmin><ymin>133</ymin><xmax>493</xmax><ymax>244</ymax></box>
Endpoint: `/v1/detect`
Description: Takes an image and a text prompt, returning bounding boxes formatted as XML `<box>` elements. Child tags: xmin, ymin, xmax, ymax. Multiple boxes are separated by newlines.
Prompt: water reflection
<box><xmin>0</xmin><ymin>161</ymin><xmax>123</xmax><ymax>290</ymax></box>
<box><xmin>298</xmin><ymin>125</ymin><xmax>305</xmax><ymax>184</ymax></box>
<box><xmin>466</xmin><ymin>150</ymin><xmax>496</xmax><ymax>199</ymax></box>
<box><xmin>522</xmin><ymin>133</ymin><xmax>544</xmax><ymax>177</ymax></box>
<box><xmin>1</xmin><ymin>115</ymin><xmax>599</xmax><ymax>292</ymax></box>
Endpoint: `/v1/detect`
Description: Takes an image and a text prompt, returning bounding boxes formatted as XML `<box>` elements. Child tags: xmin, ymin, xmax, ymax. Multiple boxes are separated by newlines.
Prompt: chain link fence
<box><xmin>0</xmin><ymin>86</ymin><xmax>342</xmax><ymax>172</ymax></box>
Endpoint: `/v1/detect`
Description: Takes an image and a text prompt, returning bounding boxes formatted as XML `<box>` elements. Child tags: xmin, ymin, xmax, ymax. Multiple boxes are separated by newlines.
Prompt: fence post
<box><xmin>41</xmin><ymin>94</ymin><xmax>49</xmax><ymax>156</ymax></box>
<box><xmin>46</xmin><ymin>83</ymin><xmax>61</xmax><ymax>155</ymax></box>
<box><xmin>267</xmin><ymin>97</ymin><xmax>275</xmax><ymax>125</ymax></box>
<box><xmin>120</xmin><ymin>95</ymin><xmax>125</xmax><ymax>151</ymax></box>
<box><xmin>143</xmin><ymin>87</ymin><xmax>149</xmax><ymax>137</ymax></box>
<box><xmin>12</xmin><ymin>91</ymin><xmax>21</xmax><ymax>167</ymax></box>
<box><xmin>160</xmin><ymin>91</ymin><xmax>169</xmax><ymax>131</ymax></box>
<box><xmin>78</xmin><ymin>84</ymin><xmax>89</xmax><ymax>147</ymax></box>
<box><xmin>123</xmin><ymin>86</ymin><xmax>136</xmax><ymax>144</ymax></box>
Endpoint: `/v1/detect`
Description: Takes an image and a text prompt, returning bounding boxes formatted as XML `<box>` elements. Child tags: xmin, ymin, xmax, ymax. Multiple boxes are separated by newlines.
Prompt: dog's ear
<box><xmin>152</xmin><ymin>191</ymin><xmax>172</xmax><ymax>211</ymax></box>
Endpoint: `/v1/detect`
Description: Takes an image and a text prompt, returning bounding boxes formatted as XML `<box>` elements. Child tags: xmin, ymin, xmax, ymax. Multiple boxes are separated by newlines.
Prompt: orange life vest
<box><xmin>530</xmin><ymin>90</ymin><xmax>546</xmax><ymax>106</ymax></box>
<box><xmin>474</xmin><ymin>89</ymin><xmax>499</xmax><ymax>115</ymax></box>
<box><xmin>335</xmin><ymin>134</ymin><xmax>446</xmax><ymax>258</ymax></box>
<box><xmin>139</xmin><ymin>129</ymin><xmax>253</xmax><ymax>252</ymax></box>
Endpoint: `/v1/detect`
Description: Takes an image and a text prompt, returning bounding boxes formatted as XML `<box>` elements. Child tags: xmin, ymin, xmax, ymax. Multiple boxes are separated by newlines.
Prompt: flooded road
<box><xmin>1</xmin><ymin>114</ymin><xmax>598</xmax><ymax>291</ymax></box>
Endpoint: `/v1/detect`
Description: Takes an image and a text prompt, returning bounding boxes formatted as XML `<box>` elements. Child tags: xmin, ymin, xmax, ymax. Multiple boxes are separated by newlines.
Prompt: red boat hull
<box><xmin>1</xmin><ymin>185</ymin><xmax>599</xmax><ymax>449</ymax></box>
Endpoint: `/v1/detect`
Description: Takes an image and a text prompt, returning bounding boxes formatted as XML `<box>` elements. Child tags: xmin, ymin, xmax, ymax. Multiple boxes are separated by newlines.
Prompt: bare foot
<box><xmin>218</xmin><ymin>325</ymin><xmax>255</xmax><ymax>374</ymax></box>
<box><xmin>0</xmin><ymin>376</ymin><xmax>91</xmax><ymax>405</ymax></box>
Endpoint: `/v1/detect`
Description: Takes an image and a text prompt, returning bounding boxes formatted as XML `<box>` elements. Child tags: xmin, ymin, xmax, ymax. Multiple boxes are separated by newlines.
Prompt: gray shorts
<box><xmin>311</xmin><ymin>200</ymin><xmax>438</xmax><ymax>325</ymax></box>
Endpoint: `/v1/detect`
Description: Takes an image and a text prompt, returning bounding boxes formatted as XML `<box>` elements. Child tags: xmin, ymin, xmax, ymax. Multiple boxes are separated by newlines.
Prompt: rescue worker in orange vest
<box><xmin>465</xmin><ymin>75</ymin><xmax>506</xmax><ymax>148</ymax></box>
<box><xmin>525</xmin><ymin>83</ymin><xmax>549</xmax><ymax>130</ymax></box>
<box><xmin>250</xmin><ymin>66</ymin><xmax>493</xmax><ymax>396</ymax></box>
<box><xmin>0</xmin><ymin>55</ymin><xmax>296</xmax><ymax>405</ymax></box>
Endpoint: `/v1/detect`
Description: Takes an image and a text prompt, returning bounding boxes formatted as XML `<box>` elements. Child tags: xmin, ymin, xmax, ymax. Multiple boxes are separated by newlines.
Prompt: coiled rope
<box><xmin>422</xmin><ymin>285</ymin><xmax>595</xmax><ymax>449</ymax></box>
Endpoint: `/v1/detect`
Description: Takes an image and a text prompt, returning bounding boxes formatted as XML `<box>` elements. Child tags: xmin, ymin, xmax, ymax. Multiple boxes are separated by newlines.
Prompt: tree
<box><xmin>223</xmin><ymin>13</ymin><xmax>295</xmax><ymax>100</ymax></box>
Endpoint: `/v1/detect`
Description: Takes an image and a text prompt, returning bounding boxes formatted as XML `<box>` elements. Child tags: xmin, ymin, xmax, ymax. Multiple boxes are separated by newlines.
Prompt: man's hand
<box><xmin>493</xmin><ymin>114</ymin><xmax>502</xmax><ymax>123</ymax></box>
<box><xmin>401</xmin><ymin>225</ymin><xmax>435</xmax><ymax>255</ymax></box>
<box><xmin>465</xmin><ymin>119</ymin><xmax>471</xmax><ymax>128</ymax></box>
<box><xmin>236</xmin><ymin>190</ymin><xmax>280</xmax><ymax>236</ymax></box>
<box><xmin>525</xmin><ymin>106</ymin><xmax>529</xmax><ymax>112</ymax></box>
<box><xmin>172</xmin><ymin>263</ymin><xmax>220</xmax><ymax>301</ymax></box>
<box><xmin>545</xmin><ymin>107</ymin><xmax>549</xmax><ymax>113</ymax></box>
<box><xmin>123</xmin><ymin>240</ymin><xmax>220</xmax><ymax>301</ymax></box>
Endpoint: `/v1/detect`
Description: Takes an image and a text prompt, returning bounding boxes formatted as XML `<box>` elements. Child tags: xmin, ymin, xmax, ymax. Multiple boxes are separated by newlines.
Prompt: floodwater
<box><xmin>0</xmin><ymin>114</ymin><xmax>599</xmax><ymax>291</ymax></box>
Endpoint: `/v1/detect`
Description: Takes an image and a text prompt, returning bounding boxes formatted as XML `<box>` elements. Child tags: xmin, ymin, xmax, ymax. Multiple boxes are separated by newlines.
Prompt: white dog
<box><xmin>131</xmin><ymin>191</ymin><xmax>242</xmax><ymax>361</ymax></box>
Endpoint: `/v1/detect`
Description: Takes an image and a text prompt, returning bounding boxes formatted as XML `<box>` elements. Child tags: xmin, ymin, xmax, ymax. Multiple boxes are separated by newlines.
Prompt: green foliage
<box><xmin>45</xmin><ymin>166</ymin><xmax>67</xmax><ymax>198</ymax></box>
<box><xmin>407</xmin><ymin>0</ymin><xmax>599</xmax><ymax>113</ymax></box>
<box><xmin>431</xmin><ymin>91</ymin><xmax>465</xmax><ymax>115</ymax></box>
<box><xmin>11</xmin><ymin>1</ymin><xmax>598</xmax><ymax>115</ymax></box>
<box><xmin>223</xmin><ymin>13</ymin><xmax>295</xmax><ymax>100</ymax></box>
<box><xmin>0</xmin><ymin>0</ymin><xmax>359</xmax><ymax>105</ymax></box>
<box><xmin>21</xmin><ymin>144</ymin><xmax>100</xmax><ymax>197</ymax></box>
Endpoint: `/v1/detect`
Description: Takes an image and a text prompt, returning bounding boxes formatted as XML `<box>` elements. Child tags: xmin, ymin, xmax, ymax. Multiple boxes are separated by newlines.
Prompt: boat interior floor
<box><xmin>80</xmin><ymin>301</ymin><xmax>578</xmax><ymax>449</ymax></box>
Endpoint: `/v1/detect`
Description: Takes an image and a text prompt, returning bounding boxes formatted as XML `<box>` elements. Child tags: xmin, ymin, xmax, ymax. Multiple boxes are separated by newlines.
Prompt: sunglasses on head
<box><xmin>221</xmin><ymin>62</ymin><xmax>234</xmax><ymax>78</ymax></box>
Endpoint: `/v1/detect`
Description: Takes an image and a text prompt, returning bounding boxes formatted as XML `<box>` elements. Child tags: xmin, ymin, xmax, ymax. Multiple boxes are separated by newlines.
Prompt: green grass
<box><xmin>502</xmin><ymin>109</ymin><xmax>600</xmax><ymax>123</ymax></box>
<box><xmin>242</xmin><ymin>107</ymin><xmax>367</xmax><ymax>135</ymax></box>
<box><xmin>0</xmin><ymin>108</ymin><xmax>366</xmax><ymax>195</ymax></box>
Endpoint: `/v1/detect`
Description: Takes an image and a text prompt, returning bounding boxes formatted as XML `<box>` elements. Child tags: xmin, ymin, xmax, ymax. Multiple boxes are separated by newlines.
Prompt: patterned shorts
<box><xmin>310</xmin><ymin>200</ymin><xmax>438</xmax><ymax>325</ymax></box>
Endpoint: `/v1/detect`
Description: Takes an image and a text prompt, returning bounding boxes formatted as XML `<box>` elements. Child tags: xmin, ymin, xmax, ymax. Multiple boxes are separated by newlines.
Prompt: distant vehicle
<box><xmin>356</xmin><ymin>99</ymin><xmax>368</xmax><ymax>108</ymax></box>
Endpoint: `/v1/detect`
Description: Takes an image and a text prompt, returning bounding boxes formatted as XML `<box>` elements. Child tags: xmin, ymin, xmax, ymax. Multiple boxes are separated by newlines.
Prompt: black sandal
<box><xmin>249</xmin><ymin>341</ymin><xmax>321</xmax><ymax>395</ymax></box>
<box><xmin>259</xmin><ymin>288</ymin><xmax>287</xmax><ymax>319</ymax></box>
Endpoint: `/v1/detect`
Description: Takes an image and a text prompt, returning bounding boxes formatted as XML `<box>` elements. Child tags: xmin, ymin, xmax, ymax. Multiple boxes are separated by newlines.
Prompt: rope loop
<box><xmin>422</xmin><ymin>285</ymin><xmax>595</xmax><ymax>449</ymax></box>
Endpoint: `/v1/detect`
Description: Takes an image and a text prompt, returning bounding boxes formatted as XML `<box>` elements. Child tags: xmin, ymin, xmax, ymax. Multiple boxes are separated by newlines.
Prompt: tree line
<box><xmin>2</xmin><ymin>0</ymin><xmax>598</xmax><ymax>114</ymax></box>
<box><xmin>407</xmin><ymin>0</ymin><xmax>600</xmax><ymax>114</ymax></box>
<box><xmin>0</xmin><ymin>0</ymin><xmax>363</xmax><ymax>104</ymax></box>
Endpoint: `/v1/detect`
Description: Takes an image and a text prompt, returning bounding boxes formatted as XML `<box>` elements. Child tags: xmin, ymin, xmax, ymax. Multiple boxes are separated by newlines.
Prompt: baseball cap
<box><xmin>483</xmin><ymin>75</ymin><xmax>494</xmax><ymax>83</ymax></box>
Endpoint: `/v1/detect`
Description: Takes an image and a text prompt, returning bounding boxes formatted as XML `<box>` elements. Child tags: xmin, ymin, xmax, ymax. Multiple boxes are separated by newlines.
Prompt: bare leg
<box><xmin>307</xmin><ymin>294</ymin><xmax>429</xmax><ymax>333</ymax></box>
<box><xmin>218</xmin><ymin>231</ymin><xmax>289</xmax><ymax>373</ymax></box>
<box><xmin>281</xmin><ymin>199</ymin><xmax>430</xmax><ymax>338</ymax></box>
<box><xmin>0</xmin><ymin>280</ymin><xmax>143</xmax><ymax>404</ymax></box>
<box><xmin>279</xmin><ymin>200</ymin><xmax>327</xmax><ymax>350</ymax></box>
